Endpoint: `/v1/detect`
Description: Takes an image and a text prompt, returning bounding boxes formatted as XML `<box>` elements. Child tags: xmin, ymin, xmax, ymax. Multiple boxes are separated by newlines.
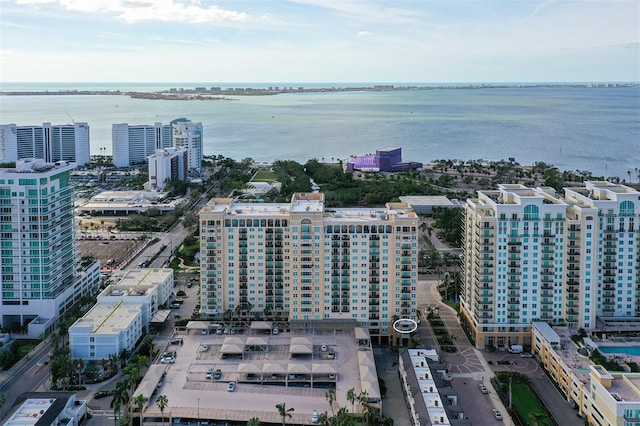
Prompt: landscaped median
<box><xmin>491</xmin><ymin>372</ymin><xmax>554</xmax><ymax>426</ymax></box>
<box><xmin>425</xmin><ymin>307</ymin><xmax>457</xmax><ymax>353</ymax></box>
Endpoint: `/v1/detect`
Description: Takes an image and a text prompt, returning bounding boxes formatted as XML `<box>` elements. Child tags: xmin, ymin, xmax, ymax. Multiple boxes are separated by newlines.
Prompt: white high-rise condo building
<box><xmin>171</xmin><ymin>118</ymin><xmax>203</xmax><ymax>173</ymax></box>
<box><xmin>112</xmin><ymin>122</ymin><xmax>172</xmax><ymax>167</ymax></box>
<box><xmin>0</xmin><ymin>123</ymin><xmax>90</xmax><ymax>166</ymax></box>
<box><xmin>461</xmin><ymin>183</ymin><xmax>639</xmax><ymax>349</ymax></box>
<box><xmin>0</xmin><ymin>159</ymin><xmax>100</xmax><ymax>337</ymax></box>
<box><xmin>147</xmin><ymin>147</ymin><xmax>188</xmax><ymax>191</ymax></box>
<box><xmin>199</xmin><ymin>193</ymin><xmax>419</xmax><ymax>344</ymax></box>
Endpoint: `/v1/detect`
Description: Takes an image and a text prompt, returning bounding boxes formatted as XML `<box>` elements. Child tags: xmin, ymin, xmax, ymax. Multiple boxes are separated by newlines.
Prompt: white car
<box><xmin>161</xmin><ymin>356</ymin><xmax>175</xmax><ymax>364</ymax></box>
<box><xmin>227</xmin><ymin>381</ymin><xmax>236</xmax><ymax>392</ymax></box>
<box><xmin>311</xmin><ymin>410</ymin><xmax>318</xmax><ymax>424</ymax></box>
<box><xmin>492</xmin><ymin>409</ymin><xmax>503</xmax><ymax>420</ymax></box>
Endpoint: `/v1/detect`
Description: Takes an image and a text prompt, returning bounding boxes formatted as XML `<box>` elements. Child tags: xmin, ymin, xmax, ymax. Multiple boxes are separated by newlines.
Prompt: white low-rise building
<box><xmin>69</xmin><ymin>302</ymin><xmax>144</xmax><ymax>361</ymax></box>
<box><xmin>70</xmin><ymin>268</ymin><xmax>173</xmax><ymax>360</ymax></box>
<box><xmin>4</xmin><ymin>392</ymin><xmax>88</xmax><ymax>426</ymax></box>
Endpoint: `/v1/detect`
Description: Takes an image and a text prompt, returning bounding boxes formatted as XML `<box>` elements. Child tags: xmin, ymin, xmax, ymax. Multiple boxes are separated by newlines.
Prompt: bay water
<box><xmin>1</xmin><ymin>84</ymin><xmax>638</xmax><ymax>179</ymax></box>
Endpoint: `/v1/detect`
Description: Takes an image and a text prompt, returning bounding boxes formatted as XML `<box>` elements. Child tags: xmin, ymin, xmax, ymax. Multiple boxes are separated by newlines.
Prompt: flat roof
<box><xmin>399</xmin><ymin>196</ymin><xmax>455</xmax><ymax>206</ymax></box>
<box><xmin>73</xmin><ymin>302</ymin><xmax>143</xmax><ymax>334</ymax></box>
<box><xmin>145</xmin><ymin>325</ymin><xmax>377</xmax><ymax>424</ymax></box>
<box><xmin>4</xmin><ymin>393</ymin><xmax>74</xmax><ymax>426</ymax></box>
<box><xmin>532</xmin><ymin>322</ymin><xmax>561</xmax><ymax>345</ymax></box>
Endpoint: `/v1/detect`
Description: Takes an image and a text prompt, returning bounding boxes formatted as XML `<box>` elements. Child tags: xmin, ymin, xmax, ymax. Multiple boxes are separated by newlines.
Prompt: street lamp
<box><xmin>197</xmin><ymin>398</ymin><xmax>200</xmax><ymax>426</ymax></box>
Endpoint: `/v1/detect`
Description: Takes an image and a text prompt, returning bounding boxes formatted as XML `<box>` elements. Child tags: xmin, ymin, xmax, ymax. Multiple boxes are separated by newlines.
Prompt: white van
<box><xmin>508</xmin><ymin>345</ymin><xmax>523</xmax><ymax>354</ymax></box>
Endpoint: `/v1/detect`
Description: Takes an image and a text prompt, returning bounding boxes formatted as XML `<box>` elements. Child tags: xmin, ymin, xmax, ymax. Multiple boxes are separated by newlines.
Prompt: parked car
<box><xmin>94</xmin><ymin>390</ymin><xmax>112</xmax><ymax>399</ymax></box>
<box><xmin>161</xmin><ymin>356</ymin><xmax>175</xmax><ymax>364</ymax></box>
<box><xmin>311</xmin><ymin>410</ymin><xmax>318</xmax><ymax>424</ymax></box>
<box><xmin>492</xmin><ymin>409</ymin><xmax>503</xmax><ymax>420</ymax></box>
<box><xmin>214</xmin><ymin>369</ymin><xmax>222</xmax><ymax>379</ymax></box>
<box><xmin>320</xmin><ymin>344</ymin><xmax>328</xmax><ymax>352</ymax></box>
<box><xmin>520</xmin><ymin>352</ymin><xmax>533</xmax><ymax>358</ymax></box>
<box><xmin>201</xmin><ymin>344</ymin><xmax>209</xmax><ymax>352</ymax></box>
<box><xmin>227</xmin><ymin>381</ymin><xmax>236</xmax><ymax>392</ymax></box>
<box><xmin>479</xmin><ymin>384</ymin><xmax>489</xmax><ymax>394</ymax></box>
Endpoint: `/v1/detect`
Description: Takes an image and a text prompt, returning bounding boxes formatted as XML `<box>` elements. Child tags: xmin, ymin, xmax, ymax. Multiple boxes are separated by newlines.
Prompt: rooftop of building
<box><xmin>476</xmin><ymin>185</ymin><xmax>566</xmax><ymax>207</ymax></box>
<box><xmin>79</xmin><ymin>190</ymin><xmax>182</xmax><ymax>211</ymax></box>
<box><xmin>564</xmin><ymin>181</ymin><xmax>640</xmax><ymax>203</ymax></box>
<box><xmin>200</xmin><ymin>194</ymin><xmax>417</xmax><ymax>220</ymax></box>
<box><xmin>399</xmin><ymin>196</ymin><xmax>457</xmax><ymax>207</ymax></box>
<box><xmin>142</xmin><ymin>323</ymin><xmax>379</xmax><ymax>425</ymax></box>
<box><xmin>400</xmin><ymin>349</ymin><xmax>459</xmax><ymax>426</ymax></box>
<box><xmin>534</xmin><ymin>323</ymin><xmax>640</xmax><ymax>397</ymax></box>
<box><xmin>115</xmin><ymin>267</ymin><xmax>173</xmax><ymax>287</ymax></box>
<box><xmin>72</xmin><ymin>301</ymin><xmax>143</xmax><ymax>334</ymax></box>
<box><xmin>0</xmin><ymin>158</ymin><xmax>76</xmax><ymax>175</ymax></box>
<box><xmin>4</xmin><ymin>392</ymin><xmax>77</xmax><ymax>426</ymax></box>
<box><xmin>377</xmin><ymin>146</ymin><xmax>402</xmax><ymax>153</ymax></box>
<box><xmin>607</xmin><ymin>371</ymin><xmax>640</xmax><ymax>403</ymax></box>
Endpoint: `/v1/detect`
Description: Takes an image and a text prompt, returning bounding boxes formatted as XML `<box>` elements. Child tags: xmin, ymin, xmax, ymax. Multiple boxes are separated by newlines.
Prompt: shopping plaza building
<box><xmin>199</xmin><ymin>193</ymin><xmax>419</xmax><ymax>343</ymax></box>
<box><xmin>461</xmin><ymin>182</ymin><xmax>640</xmax><ymax>349</ymax></box>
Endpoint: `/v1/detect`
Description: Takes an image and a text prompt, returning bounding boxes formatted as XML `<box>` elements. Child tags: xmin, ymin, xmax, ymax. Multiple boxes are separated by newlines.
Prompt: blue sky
<box><xmin>1</xmin><ymin>0</ymin><xmax>638</xmax><ymax>83</ymax></box>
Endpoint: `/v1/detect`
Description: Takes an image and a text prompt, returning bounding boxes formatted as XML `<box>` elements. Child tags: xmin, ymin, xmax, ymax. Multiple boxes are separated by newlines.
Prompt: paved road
<box><xmin>0</xmin><ymin>341</ymin><xmax>52</xmax><ymax>421</ymax></box>
<box><xmin>416</xmin><ymin>279</ymin><xmax>509</xmax><ymax>425</ymax></box>
<box><xmin>418</xmin><ymin>278</ymin><xmax>584</xmax><ymax>426</ymax></box>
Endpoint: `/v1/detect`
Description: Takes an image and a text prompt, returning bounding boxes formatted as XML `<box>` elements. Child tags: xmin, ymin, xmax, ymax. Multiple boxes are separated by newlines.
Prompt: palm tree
<box><xmin>247</xmin><ymin>418</ymin><xmax>261</xmax><ymax>426</ymax></box>
<box><xmin>335</xmin><ymin>407</ymin><xmax>356</xmax><ymax>426</ymax></box>
<box><xmin>134</xmin><ymin>394</ymin><xmax>146</xmax><ymax>426</ymax></box>
<box><xmin>112</xmin><ymin>401</ymin><xmax>122</xmax><ymax>426</ymax></box>
<box><xmin>124</xmin><ymin>366</ymin><xmax>140</xmax><ymax>425</ymax></box>
<box><xmin>346</xmin><ymin>388</ymin><xmax>356</xmax><ymax>412</ymax></box>
<box><xmin>119</xmin><ymin>348</ymin><xmax>131</xmax><ymax>369</ymax></box>
<box><xmin>317</xmin><ymin>412</ymin><xmax>330</xmax><ymax>426</ymax></box>
<box><xmin>156</xmin><ymin>395</ymin><xmax>168</xmax><ymax>426</ymax></box>
<box><xmin>275</xmin><ymin>402</ymin><xmax>294</xmax><ymax>426</ymax></box>
<box><xmin>325</xmin><ymin>389</ymin><xmax>336</xmax><ymax>416</ymax></box>
<box><xmin>111</xmin><ymin>381</ymin><xmax>130</xmax><ymax>426</ymax></box>
<box><xmin>529</xmin><ymin>412</ymin><xmax>547</xmax><ymax>426</ymax></box>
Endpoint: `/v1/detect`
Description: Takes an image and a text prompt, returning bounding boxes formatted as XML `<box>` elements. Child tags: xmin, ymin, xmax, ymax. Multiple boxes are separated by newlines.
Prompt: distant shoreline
<box><xmin>1</xmin><ymin>82</ymin><xmax>637</xmax><ymax>100</ymax></box>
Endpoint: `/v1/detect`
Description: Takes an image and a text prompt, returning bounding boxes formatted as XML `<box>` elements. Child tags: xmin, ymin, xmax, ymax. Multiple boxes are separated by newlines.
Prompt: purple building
<box><xmin>347</xmin><ymin>146</ymin><xmax>421</xmax><ymax>172</ymax></box>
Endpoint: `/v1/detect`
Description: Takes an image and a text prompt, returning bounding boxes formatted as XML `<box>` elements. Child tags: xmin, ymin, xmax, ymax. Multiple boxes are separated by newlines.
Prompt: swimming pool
<box><xmin>598</xmin><ymin>346</ymin><xmax>640</xmax><ymax>356</ymax></box>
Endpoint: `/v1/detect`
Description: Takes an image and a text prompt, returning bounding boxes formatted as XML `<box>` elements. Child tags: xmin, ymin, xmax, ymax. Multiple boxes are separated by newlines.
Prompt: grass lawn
<box><xmin>252</xmin><ymin>170</ymin><xmax>278</xmax><ymax>182</ymax></box>
<box><xmin>512</xmin><ymin>382</ymin><xmax>554</xmax><ymax>426</ymax></box>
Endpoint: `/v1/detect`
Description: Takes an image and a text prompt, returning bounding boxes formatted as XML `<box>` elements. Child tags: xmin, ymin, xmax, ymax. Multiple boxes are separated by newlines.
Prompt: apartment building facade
<box><xmin>112</xmin><ymin>122</ymin><xmax>172</xmax><ymax>167</ymax></box>
<box><xmin>0</xmin><ymin>122</ymin><xmax>90</xmax><ymax>166</ymax></box>
<box><xmin>147</xmin><ymin>147</ymin><xmax>188</xmax><ymax>190</ymax></box>
<box><xmin>199</xmin><ymin>193</ymin><xmax>419</xmax><ymax>343</ymax></box>
<box><xmin>171</xmin><ymin>118</ymin><xmax>203</xmax><ymax>173</ymax></box>
<box><xmin>461</xmin><ymin>183</ymin><xmax>639</xmax><ymax>349</ymax></box>
<box><xmin>0</xmin><ymin>159</ymin><xmax>100</xmax><ymax>337</ymax></box>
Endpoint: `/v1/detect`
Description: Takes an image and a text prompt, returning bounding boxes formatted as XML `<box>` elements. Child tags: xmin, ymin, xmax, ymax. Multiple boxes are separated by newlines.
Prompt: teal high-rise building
<box><xmin>0</xmin><ymin>159</ymin><xmax>100</xmax><ymax>337</ymax></box>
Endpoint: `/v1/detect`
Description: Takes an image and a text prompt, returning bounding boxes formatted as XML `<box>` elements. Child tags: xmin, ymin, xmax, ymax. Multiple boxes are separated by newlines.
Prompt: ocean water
<box><xmin>0</xmin><ymin>84</ymin><xmax>638</xmax><ymax>179</ymax></box>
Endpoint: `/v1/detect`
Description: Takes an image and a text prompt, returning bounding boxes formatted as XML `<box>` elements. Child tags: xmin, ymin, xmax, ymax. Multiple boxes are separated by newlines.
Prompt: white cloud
<box><xmin>356</xmin><ymin>31</ymin><xmax>372</xmax><ymax>38</ymax></box>
<box><xmin>14</xmin><ymin>0</ymin><xmax>248</xmax><ymax>23</ymax></box>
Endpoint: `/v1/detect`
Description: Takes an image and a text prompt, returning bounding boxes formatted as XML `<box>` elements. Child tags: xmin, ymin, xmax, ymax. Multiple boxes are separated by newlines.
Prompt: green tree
<box><xmin>276</xmin><ymin>402</ymin><xmax>294</xmax><ymax>426</ymax></box>
<box><xmin>346</xmin><ymin>388</ymin><xmax>356</xmax><ymax>412</ymax></box>
<box><xmin>111</xmin><ymin>381</ymin><xmax>130</xmax><ymax>426</ymax></box>
<box><xmin>156</xmin><ymin>395</ymin><xmax>168</xmax><ymax>426</ymax></box>
<box><xmin>134</xmin><ymin>394</ymin><xmax>146</xmax><ymax>426</ymax></box>
<box><xmin>247</xmin><ymin>418</ymin><xmax>261</xmax><ymax>426</ymax></box>
<box><xmin>325</xmin><ymin>389</ymin><xmax>336</xmax><ymax>416</ymax></box>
